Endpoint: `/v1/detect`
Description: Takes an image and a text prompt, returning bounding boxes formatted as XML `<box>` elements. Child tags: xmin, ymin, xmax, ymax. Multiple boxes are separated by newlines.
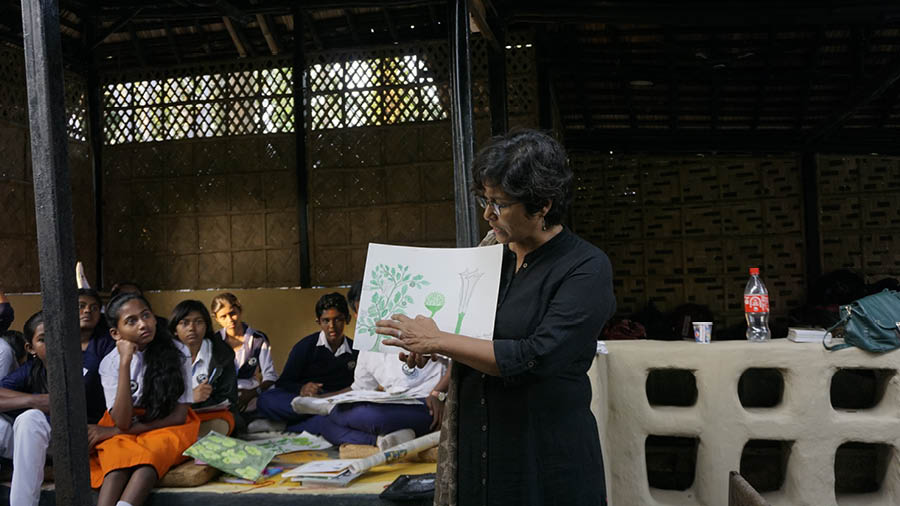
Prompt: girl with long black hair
<box><xmin>169</xmin><ymin>300</ymin><xmax>240</xmax><ymax>435</ymax></box>
<box><xmin>88</xmin><ymin>293</ymin><xmax>199</xmax><ymax>506</ymax></box>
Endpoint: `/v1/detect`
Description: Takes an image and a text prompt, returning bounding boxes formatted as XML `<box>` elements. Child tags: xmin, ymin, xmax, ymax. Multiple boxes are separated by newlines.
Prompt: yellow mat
<box><xmin>157</xmin><ymin>450</ymin><xmax>436</xmax><ymax>496</ymax></box>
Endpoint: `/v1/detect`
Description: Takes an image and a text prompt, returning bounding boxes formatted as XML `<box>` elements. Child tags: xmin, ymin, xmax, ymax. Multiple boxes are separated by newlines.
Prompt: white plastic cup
<box><xmin>693</xmin><ymin>321</ymin><xmax>712</xmax><ymax>344</ymax></box>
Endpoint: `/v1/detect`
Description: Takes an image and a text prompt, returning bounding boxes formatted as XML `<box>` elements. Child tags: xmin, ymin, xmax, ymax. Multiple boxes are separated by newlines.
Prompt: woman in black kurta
<box><xmin>377</xmin><ymin>129</ymin><xmax>615</xmax><ymax>506</ymax></box>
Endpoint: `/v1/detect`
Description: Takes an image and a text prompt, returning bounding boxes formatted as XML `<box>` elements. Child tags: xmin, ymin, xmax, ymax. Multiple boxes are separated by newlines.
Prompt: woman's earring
<box><xmin>542</xmin><ymin>217</ymin><xmax>547</xmax><ymax>231</ymax></box>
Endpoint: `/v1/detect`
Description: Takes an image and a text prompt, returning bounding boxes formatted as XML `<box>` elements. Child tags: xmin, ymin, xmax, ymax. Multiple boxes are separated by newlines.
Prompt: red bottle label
<box><xmin>744</xmin><ymin>294</ymin><xmax>769</xmax><ymax>313</ymax></box>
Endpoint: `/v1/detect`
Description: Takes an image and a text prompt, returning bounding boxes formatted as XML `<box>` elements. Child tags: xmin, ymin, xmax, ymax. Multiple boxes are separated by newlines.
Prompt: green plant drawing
<box><xmin>183</xmin><ymin>431</ymin><xmax>276</xmax><ymax>481</ymax></box>
<box><xmin>455</xmin><ymin>268</ymin><xmax>484</xmax><ymax>334</ymax></box>
<box><xmin>424</xmin><ymin>292</ymin><xmax>446</xmax><ymax>318</ymax></box>
<box><xmin>361</xmin><ymin>263</ymin><xmax>430</xmax><ymax>351</ymax></box>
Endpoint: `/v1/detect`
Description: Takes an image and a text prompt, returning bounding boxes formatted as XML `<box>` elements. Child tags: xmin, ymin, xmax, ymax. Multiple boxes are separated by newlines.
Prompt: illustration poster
<box><xmin>354</xmin><ymin>243</ymin><xmax>504</xmax><ymax>353</ymax></box>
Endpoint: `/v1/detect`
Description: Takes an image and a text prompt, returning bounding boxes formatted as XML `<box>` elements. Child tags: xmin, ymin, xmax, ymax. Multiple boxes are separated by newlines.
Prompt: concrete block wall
<box><xmin>590</xmin><ymin>340</ymin><xmax>900</xmax><ymax>506</ymax></box>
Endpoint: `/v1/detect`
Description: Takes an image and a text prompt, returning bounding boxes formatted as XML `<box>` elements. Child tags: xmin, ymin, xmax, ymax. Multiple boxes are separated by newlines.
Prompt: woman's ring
<box><xmin>398</xmin><ymin>330</ymin><xmax>403</xmax><ymax>338</ymax></box>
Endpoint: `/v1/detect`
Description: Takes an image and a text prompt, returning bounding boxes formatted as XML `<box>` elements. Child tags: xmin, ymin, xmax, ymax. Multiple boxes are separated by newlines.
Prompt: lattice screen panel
<box><xmin>0</xmin><ymin>45</ymin><xmax>93</xmax><ymax>292</ymax></box>
<box><xmin>306</xmin><ymin>33</ymin><xmax>538</xmax><ymax>285</ymax></box>
<box><xmin>571</xmin><ymin>153</ymin><xmax>806</xmax><ymax>331</ymax></box>
<box><xmin>818</xmin><ymin>155</ymin><xmax>900</xmax><ymax>283</ymax></box>
<box><xmin>102</xmin><ymin>59</ymin><xmax>293</xmax><ymax>145</ymax></box>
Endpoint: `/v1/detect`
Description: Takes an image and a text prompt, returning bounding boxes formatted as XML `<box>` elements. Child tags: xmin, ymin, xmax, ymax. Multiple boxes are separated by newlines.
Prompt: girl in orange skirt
<box><xmin>168</xmin><ymin>300</ymin><xmax>240</xmax><ymax>435</ymax></box>
<box><xmin>87</xmin><ymin>293</ymin><xmax>200</xmax><ymax>506</ymax></box>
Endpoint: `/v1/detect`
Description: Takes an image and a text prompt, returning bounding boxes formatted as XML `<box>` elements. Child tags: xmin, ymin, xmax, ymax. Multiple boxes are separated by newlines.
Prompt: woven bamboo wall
<box><xmin>570</xmin><ymin>153</ymin><xmax>806</xmax><ymax>330</ymax></box>
<box><xmin>0</xmin><ymin>45</ymin><xmax>94</xmax><ymax>293</ymax></box>
<box><xmin>818</xmin><ymin>155</ymin><xmax>900</xmax><ymax>283</ymax></box>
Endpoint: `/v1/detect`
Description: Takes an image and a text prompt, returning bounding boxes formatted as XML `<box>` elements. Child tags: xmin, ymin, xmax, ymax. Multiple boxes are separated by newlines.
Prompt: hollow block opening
<box><xmin>740</xmin><ymin>439</ymin><xmax>792</xmax><ymax>493</ymax></box>
<box><xmin>738</xmin><ymin>368</ymin><xmax>784</xmax><ymax>408</ymax></box>
<box><xmin>834</xmin><ymin>442</ymin><xmax>892</xmax><ymax>494</ymax></box>
<box><xmin>645</xmin><ymin>435</ymin><xmax>699</xmax><ymax>491</ymax></box>
<box><xmin>646</xmin><ymin>369</ymin><xmax>698</xmax><ymax>407</ymax></box>
<box><xmin>830</xmin><ymin>369</ymin><xmax>895</xmax><ymax>410</ymax></box>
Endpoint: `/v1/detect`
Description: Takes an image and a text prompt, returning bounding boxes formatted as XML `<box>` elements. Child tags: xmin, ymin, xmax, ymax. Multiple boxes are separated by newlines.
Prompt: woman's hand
<box><xmin>32</xmin><ymin>393</ymin><xmax>51</xmax><ymax>414</ymax></box>
<box><xmin>193</xmin><ymin>383</ymin><xmax>213</xmax><ymax>403</ymax></box>
<box><xmin>87</xmin><ymin>424</ymin><xmax>120</xmax><ymax>449</ymax></box>
<box><xmin>424</xmin><ymin>395</ymin><xmax>444</xmax><ymax>430</ymax></box>
<box><xmin>377</xmin><ymin>314</ymin><xmax>442</xmax><ymax>355</ymax></box>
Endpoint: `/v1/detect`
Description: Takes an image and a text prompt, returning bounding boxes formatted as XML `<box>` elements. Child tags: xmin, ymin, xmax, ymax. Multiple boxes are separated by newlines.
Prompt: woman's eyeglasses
<box><xmin>475</xmin><ymin>195</ymin><xmax>514</xmax><ymax>216</ymax></box>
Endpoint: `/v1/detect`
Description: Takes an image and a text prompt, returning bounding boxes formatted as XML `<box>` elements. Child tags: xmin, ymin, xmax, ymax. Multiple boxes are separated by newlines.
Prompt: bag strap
<box><xmin>823</xmin><ymin>315</ymin><xmax>851</xmax><ymax>351</ymax></box>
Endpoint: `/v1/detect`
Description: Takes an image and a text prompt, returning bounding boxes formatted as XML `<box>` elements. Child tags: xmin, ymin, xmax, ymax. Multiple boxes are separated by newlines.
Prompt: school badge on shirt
<box><xmin>347</xmin><ymin>360</ymin><xmax>357</xmax><ymax>370</ymax></box>
<box><xmin>248</xmin><ymin>357</ymin><xmax>258</xmax><ymax>367</ymax></box>
<box><xmin>196</xmin><ymin>373</ymin><xmax>208</xmax><ymax>384</ymax></box>
<box><xmin>130</xmin><ymin>380</ymin><xmax>138</xmax><ymax>393</ymax></box>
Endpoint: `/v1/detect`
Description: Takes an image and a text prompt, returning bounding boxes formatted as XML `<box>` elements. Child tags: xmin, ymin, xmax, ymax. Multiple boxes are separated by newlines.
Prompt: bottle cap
<box><xmin>749</xmin><ymin>267</ymin><xmax>760</xmax><ymax>275</ymax></box>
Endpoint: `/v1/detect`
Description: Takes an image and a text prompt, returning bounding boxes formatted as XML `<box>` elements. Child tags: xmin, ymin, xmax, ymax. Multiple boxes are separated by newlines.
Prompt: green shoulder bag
<box><xmin>824</xmin><ymin>289</ymin><xmax>900</xmax><ymax>352</ymax></box>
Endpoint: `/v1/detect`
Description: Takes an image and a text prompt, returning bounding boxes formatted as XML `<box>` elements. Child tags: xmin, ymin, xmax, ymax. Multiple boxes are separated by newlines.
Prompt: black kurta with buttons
<box><xmin>456</xmin><ymin>228</ymin><xmax>615</xmax><ymax>506</ymax></box>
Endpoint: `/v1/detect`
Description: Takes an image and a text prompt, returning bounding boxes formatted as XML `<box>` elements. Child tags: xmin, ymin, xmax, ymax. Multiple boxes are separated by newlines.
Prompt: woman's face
<box><xmin>110</xmin><ymin>299</ymin><xmax>157</xmax><ymax>348</ymax></box>
<box><xmin>78</xmin><ymin>295</ymin><xmax>101</xmax><ymax>331</ymax></box>
<box><xmin>214</xmin><ymin>302</ymin><xmax>242</xmax><ymax>334</ymax></box>
<box><xmin>27</xmin><ymin>323</ymin><xmax>48</xmax><ymax>362</ymax></box>
<box><xmin>175</xmin><ymin>310</ymin><xmax>207</xmax><ymax>349</ymax></box>
<box><xmin>317</xmin><ymin>308</ymin><xmax>346</xmax><ymax>341</ymax></box>
<box><xmin>480</xmin><ymin>184</ymin><xmax>543</xmax><ymax>246</ymax></box>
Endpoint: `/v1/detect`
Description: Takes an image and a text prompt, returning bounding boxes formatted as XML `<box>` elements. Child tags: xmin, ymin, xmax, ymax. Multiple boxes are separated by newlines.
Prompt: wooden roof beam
<box><xmin>383</xmin><ymin>8</ymin><xmax>399</xmax><ymax>42</ymax></box>
<box><xmin>805</xmin><ymin>55</ymin><xmax>900</xmax><ymax>147</ymax></box>
<box><xmin>344</xmin><ymin>9</ymin><xmax>361</xmax><ymax>45</ymax></box>
<box><xmin>91</xmin><ymin>7</ymin><xmax>143</xmax><ymax>48</ymax></box>
<box><xmin>469</xmin><ymin>0</ymin><xmax>501</xmax><ymax>53</ymax></box>
<box><xmin>302</xmin><ymin>11</ymin><xmax>324</xmax><ymax>50</ymax></box>
<box><xmin>193</xmin><ymin>20</ymin><xmax>212</xmax><ymax>55</ymax></box>
<box><xmin>223</xmin><ymin>16</ymin><xmax>254</xmax><ymax>58</ymax></box>
<box><xmin>163</xmin><ymin>22</ymin><xmax>183</xmax><ymax>64</ymax></box>
<box><xmin>128</xmin><ymin>22</ymin><xmax>148</xmax><ymax>67</ymax></box>
<box><xmin>256</xmin><ymin>13</ymin><xmax>281</xmax><ymax>55</ymax></box>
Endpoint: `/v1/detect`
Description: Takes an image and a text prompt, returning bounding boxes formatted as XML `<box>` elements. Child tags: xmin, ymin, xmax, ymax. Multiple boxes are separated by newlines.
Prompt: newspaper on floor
<box><xmin>291</xmin><ymin>389</ymin><xmax>424</xmax><ymax>416</ymax></box>
<box><xmin>247</xmin><ymin>431</ymin><xmax>333</xmax><ymax>454</ymax></box>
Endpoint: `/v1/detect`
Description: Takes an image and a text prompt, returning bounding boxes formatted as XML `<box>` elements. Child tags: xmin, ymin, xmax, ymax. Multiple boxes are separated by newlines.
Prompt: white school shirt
<box><xmin>190</xmin><ymin>338</ymin><xmax>213</xmax><ymax>389</ymax></box>
<box><xmin>219</xmin><ymin>325</ymin><xmax>278</xmax><ymax>390</ymax></box>
<box><xmin>315</xmin><ymin>330</ymin><xmax>354</xmax><ymax>357</ymax></box>
<box><xmin>99</xmin><ymin>339</ymin><xmax>194</xmax><ymax>410</ymax></box>
<box><xmin>351</xmin><ymin>350</ymin><xmax>445</xmax><ymax>398</ymax></box>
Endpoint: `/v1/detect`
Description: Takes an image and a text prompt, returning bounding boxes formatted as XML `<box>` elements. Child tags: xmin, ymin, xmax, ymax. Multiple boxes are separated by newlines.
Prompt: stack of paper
<box><xmin>787</xmin><ymin>327</ymin><xmax>831</xmax><ymax>343</ymax></box>
<box><xmin>291</xmin><ymin>390</ymin><xmax>422</xmax><ymax>416</ymax></box>
<box><xmin>281</xmin><ymin>459</ymin><xmax>363</xmax><ymax>487</ymax></box>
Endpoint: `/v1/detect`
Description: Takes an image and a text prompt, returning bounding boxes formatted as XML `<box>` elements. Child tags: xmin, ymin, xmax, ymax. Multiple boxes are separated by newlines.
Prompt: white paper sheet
<box><xmin>354</xmin><ymin>243</ymin><xmax>504</xmax><ymax>353</ymax></box>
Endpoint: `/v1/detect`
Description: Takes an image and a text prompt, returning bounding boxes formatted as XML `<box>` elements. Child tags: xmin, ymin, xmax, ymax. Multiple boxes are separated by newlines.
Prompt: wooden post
<box><xmin>800</xmin><ymin>152</ymin><xmax>823</xmax><ymax>291</ymax></box>
<box><xmin>20</xmin><ymin>0</ymin><xmax>92</xmax><ymax>504</ymax></box>
<box><xmin>293</xmin><ymin>9</ymin><xmax>312</xmax><ymax>287</ymax></box>
<box><xmin>486</xmin><ymin>8</ymin><xmax>508</xmax><ymax>136</ymax></box>
<box><xmin>85</xmin><ymin>19</ymin><xmax>105</xmax><ymax>289</ymax></box>
<box><xmin>449</xmin><ymin>0</ymin><xmax>480</xmax><ymax>248</ymax></box>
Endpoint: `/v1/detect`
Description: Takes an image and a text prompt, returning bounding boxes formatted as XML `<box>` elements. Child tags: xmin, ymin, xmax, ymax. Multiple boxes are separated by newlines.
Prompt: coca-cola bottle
<box><xmin>744</xmin><ymin>267</ymin><xmax>771</xmax><ymax>342</ymax></box>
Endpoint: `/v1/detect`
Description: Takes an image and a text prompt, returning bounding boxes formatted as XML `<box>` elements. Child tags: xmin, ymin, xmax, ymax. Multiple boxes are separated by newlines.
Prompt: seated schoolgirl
<box><xmin>0</xmin><ymin>312</ymin><xmax>52</xmax><ymax>506</ymax></box>
<box><xmin>256</xmin><ymin>293</ymin><xmax>358</xmax><ymax>431</ymax></box>
<box><xmin>211</xmin><ymin>293</ymin><xmax>277</xmax><ymax>412</ymax></box>
<box><xmin>0</xmin><ymin>330</ymin><xmax>26</xmax><ymax>379</ymax></box>
<box><xmin>169</xmin><ymin>300</ymin><xmax>240</xmax><ymax>435</ymax></box>
<box><xmin>79</xmin><ymin>288</ymin><xmax>117</xmax><ymax>423</ymax></box>
<box><xmin>87</xmin><ymin>293</ymin><xmax>199</xmax><ymax>506</ymax></box>
<box><xmin>296</xmin><ymin>282</ymin><xmax>448</xmax><ymax>449</ymax></box>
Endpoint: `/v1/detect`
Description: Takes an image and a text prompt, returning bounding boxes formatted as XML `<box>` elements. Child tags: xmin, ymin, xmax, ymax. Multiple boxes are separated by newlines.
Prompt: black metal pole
<box><xmin>293</xmin><ymin>9</ymin><xmax>312</xmax><ymax>287</ymax></box>
<box><xmin>486</xmin><ymin>12</ymin><xmax>508</xmax><ymax>136</ymax></box>
<box><xmin>449</xmin><ymin>0</ymin><xmax>480</xmax><ymax>248</ymax></box>
<box><xmin>20</xmin><ymin>1</ymin><xmax>92</xmax><ymax>504</ymax></box>
<box><xmin>85</xmin><ymin>19</ymin><xmax>105</xmax><ymax>289</ymax></box>
<box><xmin>800</xmin><ymin>152</ymin><xmax>823</xmax><ymax>291</ymax></box>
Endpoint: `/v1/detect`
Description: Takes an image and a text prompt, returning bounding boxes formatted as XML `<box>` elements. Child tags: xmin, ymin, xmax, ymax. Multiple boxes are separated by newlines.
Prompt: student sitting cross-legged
<box><xmin>88</xmin><ymin>293</ymin><xmax>199</xmax><ymax>506</ymax></box>
<box><xmin>169</xmin><ymin>300</ymin><xmax>241</xmax><ymax>436</ymax></box>
<box><xmin>295</xmin><ymin>281</ymin><xmax>449</xmax><ymax>449</ymax></box>
<box><xmin>255</xmin><ymin>292</ymin><xmax>359</xmax><ymax>431</ymax></box>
